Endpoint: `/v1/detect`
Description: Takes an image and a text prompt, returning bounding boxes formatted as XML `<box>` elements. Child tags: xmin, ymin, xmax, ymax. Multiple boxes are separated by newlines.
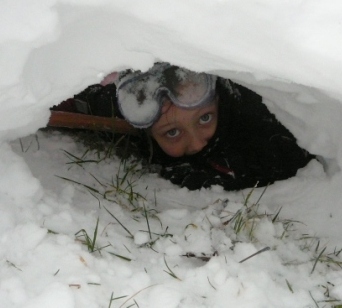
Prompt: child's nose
<box><xmin>187</xmin><ymin>135</ymin><xmax>207</xmax><ymax>155</ymax></box>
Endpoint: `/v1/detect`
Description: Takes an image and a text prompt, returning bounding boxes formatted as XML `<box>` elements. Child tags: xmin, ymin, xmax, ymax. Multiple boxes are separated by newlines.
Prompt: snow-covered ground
<box><xmin>1</xmin><ymin>1</ymin><xmax>342</xmax><ymax>307</ymax></box>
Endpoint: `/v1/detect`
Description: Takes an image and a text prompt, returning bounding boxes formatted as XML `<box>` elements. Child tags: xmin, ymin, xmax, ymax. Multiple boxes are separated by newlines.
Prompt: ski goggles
<box><xmin>116</xmin><ymin>63</ymin><xmax>217</xmax><ymax>128</ymax></box>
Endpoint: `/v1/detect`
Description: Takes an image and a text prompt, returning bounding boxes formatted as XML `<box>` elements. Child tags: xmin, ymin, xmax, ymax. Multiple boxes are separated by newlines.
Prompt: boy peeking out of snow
<box><xmin>52</xmin><ymin>62</ymin><xmax>314</xmax><ymax>191</ymax></box>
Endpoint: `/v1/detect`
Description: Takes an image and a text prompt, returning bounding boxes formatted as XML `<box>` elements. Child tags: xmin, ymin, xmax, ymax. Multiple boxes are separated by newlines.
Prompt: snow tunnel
<box><xmin>2</xmin><ymin>0</ymin><xmax>342</xmax><ymax>240</ymax></box>
<box><xmin>2</xmin><ymin>0</ymin><xmax>342</xmax><ymax>237</ymax></box>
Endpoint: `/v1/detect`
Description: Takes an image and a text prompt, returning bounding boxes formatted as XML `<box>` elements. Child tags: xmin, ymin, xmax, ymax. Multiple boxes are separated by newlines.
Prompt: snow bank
<box><xmin>1</xmin><ymin>0</ymin><xmax>342</xmax><ymax>225</ymax></box>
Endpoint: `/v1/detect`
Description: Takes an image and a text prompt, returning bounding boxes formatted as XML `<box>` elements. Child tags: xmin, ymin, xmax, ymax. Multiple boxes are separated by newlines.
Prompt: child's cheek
<box><xmin>159</xmin><ymin>142</ymin><xmax>184</xmax><ymax>158</ymax></box>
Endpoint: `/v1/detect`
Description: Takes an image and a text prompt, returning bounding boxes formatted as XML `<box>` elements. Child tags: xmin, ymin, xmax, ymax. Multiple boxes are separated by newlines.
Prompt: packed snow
<box><xmin>1</xmin><ymin>1</ymin><xmax>342</xmax><ymax>307</ymax></box>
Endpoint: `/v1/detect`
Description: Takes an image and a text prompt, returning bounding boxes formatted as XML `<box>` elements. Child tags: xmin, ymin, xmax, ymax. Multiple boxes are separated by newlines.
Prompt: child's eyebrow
<box><xmin>154</xmin><ymin>122</ymin><xmax>177</xmax><ymax>131</ymax></box>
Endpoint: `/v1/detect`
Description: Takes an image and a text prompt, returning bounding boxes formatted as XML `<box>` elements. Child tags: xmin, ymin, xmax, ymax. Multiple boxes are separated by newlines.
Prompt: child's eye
<box><xmin>199</xmin><ymin>113</ymin><xmax>213</xmax><ymax>124</ymax></box>
<box><xmin>166</xmin><ymin>128</ymin><xmax>180</xmax><ymax>138</ymax></box>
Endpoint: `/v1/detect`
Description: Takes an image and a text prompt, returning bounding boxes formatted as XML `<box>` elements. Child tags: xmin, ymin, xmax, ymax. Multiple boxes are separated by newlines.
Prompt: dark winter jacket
<box><xmin>147</xmin><ymin>78</ymin><xmax>313</xmax><ymax>190</ymax></box>
<box><xmin>52</xmin><ymin>78</ymin><xmax>314</xmax><ymax>191</ymax></box>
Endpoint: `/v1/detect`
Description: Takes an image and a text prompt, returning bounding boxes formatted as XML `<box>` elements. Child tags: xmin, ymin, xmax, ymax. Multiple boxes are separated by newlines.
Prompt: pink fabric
<box><xmin>100</xmin><ymin>72</ymin><xmax>118</xmax><ymax>86</ymax></box>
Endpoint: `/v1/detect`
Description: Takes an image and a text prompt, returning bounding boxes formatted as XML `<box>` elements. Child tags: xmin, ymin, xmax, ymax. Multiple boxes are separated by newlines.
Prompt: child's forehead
<box><xmin>160</xmin><ymin>99</ymin><xmax>174</xmax><ymax>114</ymax></box>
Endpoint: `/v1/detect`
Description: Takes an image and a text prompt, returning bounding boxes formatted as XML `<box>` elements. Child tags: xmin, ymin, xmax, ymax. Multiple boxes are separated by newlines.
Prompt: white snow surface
<box><xmin>1</xmin><ymin>1</ymin><xmax>342</xmax><ymax>307</ymax></box>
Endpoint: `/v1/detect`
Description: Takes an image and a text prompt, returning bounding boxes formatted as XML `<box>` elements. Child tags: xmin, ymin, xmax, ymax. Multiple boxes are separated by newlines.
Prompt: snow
<box><xmin>1</xmin><ymin>1</ymin><xmax>342</xmax><ymax>307</ymax></box>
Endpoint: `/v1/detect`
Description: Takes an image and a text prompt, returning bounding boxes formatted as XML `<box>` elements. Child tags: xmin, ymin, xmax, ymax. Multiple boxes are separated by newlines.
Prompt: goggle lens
<box><xmin>117</xmin><ymin>63</ymin><xmax>216</xmax><ymax>128</ymax></box>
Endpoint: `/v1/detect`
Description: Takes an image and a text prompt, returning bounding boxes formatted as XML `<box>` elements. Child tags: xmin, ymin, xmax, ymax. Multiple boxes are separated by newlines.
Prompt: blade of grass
<box><xmin>272</xmin><ymin>207</ymin><xmax>282</xmax><ymax>223</ymax></box>
<box><xmin>285</xmin><ymin>279</ymin><xmax>294</xmax><ymax>293</ymax></box>
<box><xmin>239</xmin><ymin>247</ymin><xmax>270</xmax><ymax>263</ymax></box>
<box><xmin>163</xmin><ymin>256</ymin><xmax>181</xmax><ymax>280</ymax></box>
<box><xmin>207</xmin><ymin>277</ymin><xmax>217</xmax><ymax>290</ymax></box>
<box><xmin>254</xmin><ymin>182</ymin><xmax>269</xmax><ymax>206</ymax></box>
<box><xmin>309</xmin><ymin>291</ymin><xmax>319</xmax><ymax>308</ymax></box>
<box><xmin>55</xmin><ymin>175</ymin><xmax>100</xmax><ymax>193</ymax></box>
<box><xmin>311</xmin><ymin>246</ymin><xmax>327</xmax><ymax>274</ymax></box>
<box><xmin>19</xmin><ymin>138</ymin><xmax>24</xmax><ymax>152</ymax></box>
<box><xmin>243</xmin><ymin>182</ymin><xmax>258</xmax><ymax>206</ymax></box>
<box><xmin>104</xmin><ymin>206</ymin><xmax>134</xmax><ymax>238</ymax></box>
<box><xmin>88</xmin><ymin>282</ymin><xmax>101</xmax><ymax>286</ymax></box>
<box><xmin>91</xmin><ymin>217</ymin><xmax>99</xmax><ymax>252</ymax></box>
<box><xmin>89</xmin><ymin>173</ymin><xmax>106</xmax><ymax>187</ymax></box>
<box><xmin>108</xmin><ymin>292</ymin><xmax>128</xmax><ymax>308</ymax></box>
<box><xmin>108</xmin><ymin>252</ymin><xmax>132</xmax><ymax>262</ymax></box>
<box><xmin>119</xmin><ymin>285</ymin><xmax>156</xmax><ymax>308</ymax></box>
<box><xmin>143</xmin><ymin>203</ymin><xmax>152</xmax><ymax>240</ymax></box>
<box><xmin>63</xmin><ymin>149</ymin><xmax>99</xmax><ymax>164</ymax></box>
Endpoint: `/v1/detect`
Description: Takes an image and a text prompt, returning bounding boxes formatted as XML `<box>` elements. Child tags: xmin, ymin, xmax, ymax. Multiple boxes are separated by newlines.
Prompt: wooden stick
<box><xmin>48</xmin><ymin>111</ymin><xmax>138</xmax><ymax>135</ymax></box>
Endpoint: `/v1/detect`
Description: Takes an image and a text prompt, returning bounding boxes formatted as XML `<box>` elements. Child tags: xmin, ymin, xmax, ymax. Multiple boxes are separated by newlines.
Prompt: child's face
<box><xmin>150</xmin><ymin>97</ymin><xmax>218</xmax><ymax>157</ymax></box>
